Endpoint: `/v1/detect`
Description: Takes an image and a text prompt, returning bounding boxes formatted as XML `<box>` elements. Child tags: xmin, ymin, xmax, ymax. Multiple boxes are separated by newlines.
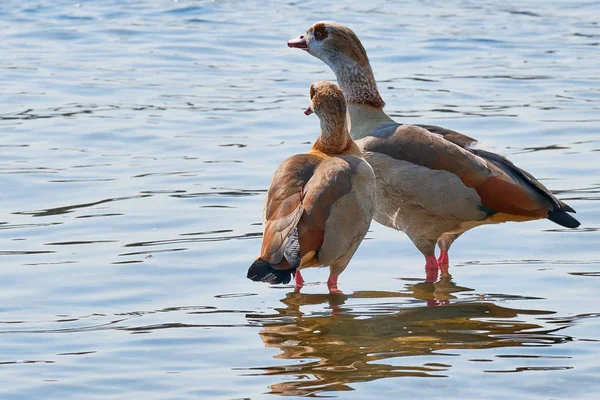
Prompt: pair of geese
<box><xmin>247</xmin><ymin>21</ymin><xmax>580</xmax><ymax>293</ymax></box>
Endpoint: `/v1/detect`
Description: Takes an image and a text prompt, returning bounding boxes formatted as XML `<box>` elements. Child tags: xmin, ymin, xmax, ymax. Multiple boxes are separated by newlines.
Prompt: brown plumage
<box><xmin>248</xmin><ymin>81</ymin><xmax>376</xmax><ymax>293</ymax></box>
<box><xmin>288</xmin><ymin>22</ymin><xmax>580</xmax><ymax>281</ymax></box>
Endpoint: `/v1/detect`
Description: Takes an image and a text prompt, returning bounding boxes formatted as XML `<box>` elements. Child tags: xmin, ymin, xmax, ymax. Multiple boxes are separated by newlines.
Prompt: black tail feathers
<box><xmin>248</xmin><ymin>227</ymin><xmax>301</xmax><ymax>285</ymax></box>
<box><xmin>247</xmin><ymin>258</ymin><xmax>296</xmax><ymax>285</ymax></box>
<box><xmin>548</xmin><ymin>209</ymin><xmax>580</xmax><ymax>229</ymax></box>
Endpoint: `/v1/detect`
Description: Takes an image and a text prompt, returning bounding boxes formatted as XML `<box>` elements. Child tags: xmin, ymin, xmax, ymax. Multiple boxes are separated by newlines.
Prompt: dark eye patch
<box><xmin>313</xmin><ymin>23</ymin><xmax>328</xmax><ymax>41</ymax></box>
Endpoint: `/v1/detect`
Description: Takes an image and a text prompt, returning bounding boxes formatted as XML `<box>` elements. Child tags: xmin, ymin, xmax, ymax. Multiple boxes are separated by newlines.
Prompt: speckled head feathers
<box><xmin>307</xmin><ymin>81</ymin><xmax>354</xmax><ymax>154</ymax></box>
<box><xmin>309</xmin><ymin>80</ymin><xmax>346</xmax><ymax>119</ymax></box>
<box><xmin>297</xmin><ymin>21</ymin><xmax>370</xmax><ymax>68</ymax></box>
<box><xmin>289</xmin><ymin>22</ymin><xmax>385</xmax><ymax>109</ymax></box>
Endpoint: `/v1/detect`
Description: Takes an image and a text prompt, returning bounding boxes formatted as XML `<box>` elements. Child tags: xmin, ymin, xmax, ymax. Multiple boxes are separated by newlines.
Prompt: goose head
<box><xmin>288</xmin><ymin>21</ymin><xmax>371</xmax><ymax>76</ymax></box>
<box><xmin>305</xmin><ymin>81</ymin><xmax>349</xmax><ymax>143</ymax></box>
<box><xmin>305</xmin><ymin>81</ymin><xmax>346</xmax><ymax>121</ymax></box>
<box><xmin>289</xmin><ymin>22</ymin><xmax>384</xmax><ymax>109</ymax></box>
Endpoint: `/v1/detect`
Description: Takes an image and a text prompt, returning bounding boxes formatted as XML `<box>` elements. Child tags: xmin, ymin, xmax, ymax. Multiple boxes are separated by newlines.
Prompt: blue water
<box><xmin>1</xmin><ymin>0</ymin><xmax>599</xmax><ymax>398</ymax></box>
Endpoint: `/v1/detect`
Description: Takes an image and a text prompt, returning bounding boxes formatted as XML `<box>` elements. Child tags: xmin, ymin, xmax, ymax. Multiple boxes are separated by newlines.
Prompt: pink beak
<box><xmin>304</xmin><ymin>107</ymin><xmax>313</xmax><ymax>115</ymax></box>
<box><xmin>288</xmin><ymin>36</ymin><xmax>308</xmax><ymax>50</ymax></box>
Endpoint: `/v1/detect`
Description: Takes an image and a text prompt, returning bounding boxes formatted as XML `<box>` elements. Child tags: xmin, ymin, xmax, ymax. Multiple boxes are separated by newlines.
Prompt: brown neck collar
<box><xmin>312</xmin><ymin>116</ymin><xmax>352</xmax><ymax>154</ymax></box>
<box><xmin>333</xmin><ymin>57</ymin><xmax>385</xmax><ymax>109</ymax></box>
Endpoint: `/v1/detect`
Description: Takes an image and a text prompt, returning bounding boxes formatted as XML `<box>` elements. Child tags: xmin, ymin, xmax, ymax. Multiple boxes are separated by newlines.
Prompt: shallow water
<box><xmin>1</xmin><ymin>0</ymin><xmax>599</xmax><ymax>398</ymax></box>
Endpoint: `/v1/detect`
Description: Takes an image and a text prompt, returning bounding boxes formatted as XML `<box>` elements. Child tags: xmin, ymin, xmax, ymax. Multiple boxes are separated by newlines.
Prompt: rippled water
<box><xmin>1</xmin><ymin>0</ymin><xmax>599</xmax><ymax>398</ymax></box>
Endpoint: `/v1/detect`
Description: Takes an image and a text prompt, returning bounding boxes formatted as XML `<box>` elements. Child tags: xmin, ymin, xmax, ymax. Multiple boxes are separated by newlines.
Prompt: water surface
<box><xmin>1</xmin><ymin>0</ymin><xmax>599</xmax><ymax>399</ymax></box>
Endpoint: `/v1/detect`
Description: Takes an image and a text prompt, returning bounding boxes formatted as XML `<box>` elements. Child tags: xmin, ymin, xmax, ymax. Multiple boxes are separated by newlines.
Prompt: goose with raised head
<box><xmin>247</xmin><ymin>81</ymin><xmax>376</xmax><ymax>293</ymax></box>
<box><xmin>288</xmin><ymin>21</ymin><xmax>579</xmax><ymax>281</ymax></box>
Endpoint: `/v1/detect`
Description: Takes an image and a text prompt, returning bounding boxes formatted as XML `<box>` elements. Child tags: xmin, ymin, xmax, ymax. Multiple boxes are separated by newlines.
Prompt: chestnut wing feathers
<box><xmin>297</xmin><ymin>157</ymin><xmax>356</xmax><ymax>257</ymax></box>
<box><xmin>470</xmin><ymin>148</ymin><xmax>573</xmax><ymax>212</ymax></box>
<box><xmin>261</xmin><ymin>154</ymin><xmax>357</xmax><ymax>266</ymax></box>
<box><xmin>363</xmin><ymin>125</ymin><xmax>490</xmax><ymax>188</ymax></box>
<box><xmin>261</xmin><ymin>154</ymin><xmax>320</xmax><ymax>266</ymax></box>
<box><xmin>363</xmin><ymin>124</ymin><xmax>576</xmax><ymax>218</ymax></box>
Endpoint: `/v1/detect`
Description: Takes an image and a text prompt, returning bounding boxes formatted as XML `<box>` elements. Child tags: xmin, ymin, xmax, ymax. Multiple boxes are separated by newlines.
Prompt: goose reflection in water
<box><xmin>245</xmin><ymin>281</ymin><xmax>572</xmax><ymax>397</ymax></box>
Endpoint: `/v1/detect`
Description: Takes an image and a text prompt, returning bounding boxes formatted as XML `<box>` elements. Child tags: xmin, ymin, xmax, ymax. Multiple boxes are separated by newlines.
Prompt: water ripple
<box><xmin>0</xmin><ymin>0</ymin><xmax>598</xmax><ymax>398</ymax></box>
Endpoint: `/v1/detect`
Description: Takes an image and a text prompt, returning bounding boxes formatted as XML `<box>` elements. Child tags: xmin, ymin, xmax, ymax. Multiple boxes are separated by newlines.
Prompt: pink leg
<box><xmin>327</xmin><ymin>274</ymin><xmax>342</xmax><ymax>294</ymax></box>
<box><xmin>437</xmin><ymin>250</ymin><xmax>449</xmax><ymax>265</ymax></box>
<box><xmin>294</xmin><ymin>270</ymin><xmax>304</xmax><ymax>292</ymax></box>
<box><xmin>425</xmin><ymin>255</ymin><xmax>439</xmax><ymax>283</ymax></box>
<box><xmin>437</xmin><ymin>250</ymin><xmax>450</xmax><ymax>276</ymax></box>
<box><xmin>427</xmin><ymin>299</ymin><xmax>450</xmax><ymax>307</ymax></box>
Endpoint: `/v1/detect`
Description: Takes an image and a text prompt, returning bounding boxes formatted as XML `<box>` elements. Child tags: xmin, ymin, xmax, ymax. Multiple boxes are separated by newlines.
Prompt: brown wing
<box><xmin>297</xmin><ymin>156</ymin><xmax>357</xmax><ymax>257</ymax></box>
<box><xmin>416</xmin><ymin>126</ymin><xmax>574</xmax><ymax>215</ymax></box>
<box><xmin>362</xmin><ymin>124</ymin><xmax>559</xmax><ymax>217</ymax></box>
<box><xmin>363</xmin><ymin>124</ymin><xmax>490</xmax><ymax>187</ymax></box>
<box><xmin>261</xmin><ymin>154</ymin><xmax>358</xmax><ymax>266</ymax></box>
<box><xmin>415</xmin><ymin>124</ymin><xmax>478</xmax><ymax>149</ymax></box>
<box><xmin>261</xmin><ymin>154</ymin><xmax>321</xmax><ymax>265</ymax></box>
<box><xmin>471</xmin><ymin>148</ymin><xmax>574</xmax><ymax>216</ymax></box>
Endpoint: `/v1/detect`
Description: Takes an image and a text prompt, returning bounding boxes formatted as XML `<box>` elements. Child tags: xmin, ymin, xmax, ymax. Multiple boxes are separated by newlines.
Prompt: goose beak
<box><xmin>288</xmin><ymin>36</ymin><xmax>308</xmax><ymax>50</ymax></box>
<box><xmin>304</xmin><ymin>106</ymin><xmax>313</xmax><ymax>115</ymax></box>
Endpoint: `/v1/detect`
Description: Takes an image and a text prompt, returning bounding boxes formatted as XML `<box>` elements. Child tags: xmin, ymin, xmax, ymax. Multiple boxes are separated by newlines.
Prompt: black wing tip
<box><xmin>247</xmin><ymin>258</ymin><xmax>294</xmax><ymax>285</ymax></box>
<box><xmin>548</xmin><ymin>210</ymin><xmax>581</xmax><ymax>229</ymax></box>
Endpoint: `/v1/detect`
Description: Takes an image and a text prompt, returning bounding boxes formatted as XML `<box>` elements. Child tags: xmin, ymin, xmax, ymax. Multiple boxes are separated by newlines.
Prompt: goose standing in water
<box><xmin>247</xmin><ymin>81</ymin><xmax>376</xmax><ymax>293</ymax></box>
<box><xmin>288</xmin><ymin>21</ymin><xmax>579</xmax><ymax>281</ymax></box>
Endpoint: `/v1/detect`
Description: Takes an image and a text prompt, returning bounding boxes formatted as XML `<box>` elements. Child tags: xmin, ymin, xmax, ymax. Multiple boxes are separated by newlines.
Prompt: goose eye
<box><xmin>313</xmin><ymin>24</ymin><xmax>328</xmax><ymax>41</ymax></box>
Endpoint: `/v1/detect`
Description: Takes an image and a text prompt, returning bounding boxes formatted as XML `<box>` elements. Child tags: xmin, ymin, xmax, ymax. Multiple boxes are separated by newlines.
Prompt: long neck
<box><xmin>329</xmin><ymin>56</ymin><xmax>393</xmax><ymax>139</ymax></box>
<box><xmin>331</xmin><ymin>55</ymin><xmax>385</xmax><ymax>109</ymax></box>
<box><xmin>313</xmin><ymin>115</ymin><xmax>351</xmax><ymax>154</ymax></box>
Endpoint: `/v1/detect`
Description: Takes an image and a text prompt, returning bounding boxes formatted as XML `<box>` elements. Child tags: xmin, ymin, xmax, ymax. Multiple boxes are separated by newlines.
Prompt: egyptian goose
<box><xmin>288</xmin><ymin>21</ymin><xmax>580</xmax><ymax>281</ymax></box>
<box><xmin>247</xmin><ymin>81</ymin><xmax>376</xmax><ymax>293</ymax></box>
